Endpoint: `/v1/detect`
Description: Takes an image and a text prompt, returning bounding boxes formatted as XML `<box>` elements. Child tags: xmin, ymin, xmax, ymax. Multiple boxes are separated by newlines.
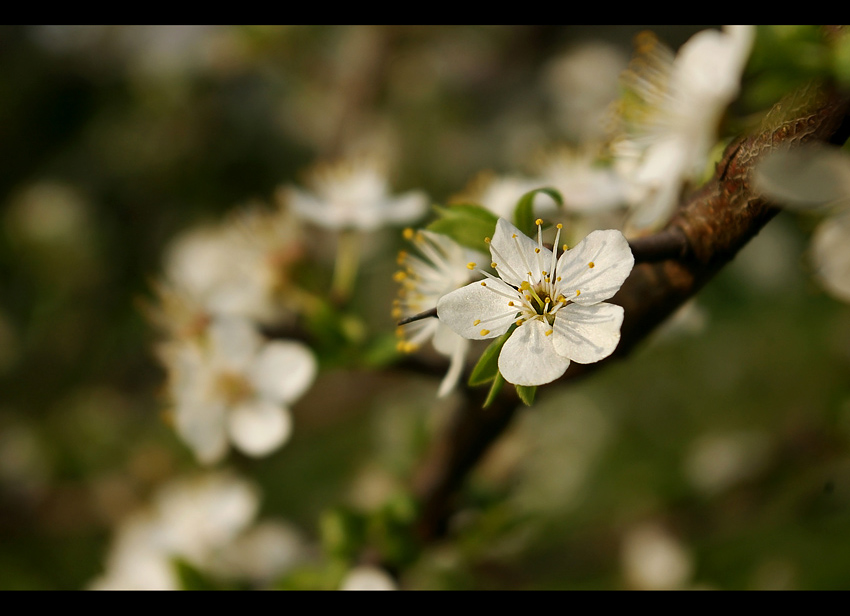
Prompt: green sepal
<box><xmin>468</xmin><ymin>324</ymin><xmax>516</xmax><ymax>386</ymax></box>
<box><xmin>515</xmin><ymin>384</ymin><xmax>537</xmax><ymax>406</ymax></box>
<box><xmin>513</xmin><ymin>187</ymin><xmax>564</xmax><ymax>237</ymax></box>
<box><xmin>427</xmin><ymin>203</ymin><xmax>499</xmax><ymax>252</ymax></box>
<box><xmin>483</xmin><ymin>372</ymin><xmax>506</xmax><ymax>408</ymax></box>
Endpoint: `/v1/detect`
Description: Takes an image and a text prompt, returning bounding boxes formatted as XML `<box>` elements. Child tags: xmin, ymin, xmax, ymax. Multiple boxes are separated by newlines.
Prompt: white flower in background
<box><xmin>452</xmin><ymin>171</ymin><xmax>558</xmax><ymax>220</ymax></box>
<box><xmin>542</xmin><ymin>40</ymin><xmax>628</xmax><ymax>144</ymax></box>
<box><xmin>533</xmin><ymin>146</ymin><xmax>627</xmax><ymax>215</ymax></box>
<box><xmin>90</xmin><ymin>472</ymin><xmax>305</xmax><ymax>590</ymax></box>
<box><xmin>394</xmin><ymin>229</ymin><xmax>484</xmax><ymax>397</ymax></box>
<box><xmin>437</xmin><ymin>218</ymin><xmax>633</xmax><ymax>386</ymax></box>
<box><xmin>284</xmin><ymin>158</ymin><xmax>428</xmax><ymax>231</ymax></box>
<box><xmin>621</xmin><ymin>522</ymin><xmax>694</xmax><ymax>590</ymax></box>
<box><xmin>613</xmin><ymin>26</ymin><xmax>754</xmax><ymax>233</ymax></box>
<box><xmin>160</xmin><ymin>206</ymin><xmax>304</xmax><ymax>330</ymax></box>
<box><xmin>754</xmin><ymin>143</ymin><xmax>850</xmax><ymax>302</ymax></box>
<box><xmin>339</xmin><ymin>565</ymin><xmax>398</xmax><ymax>591</ymax></box>
<box><xmin>160</xmin><ymin>317</ymin><xmax>317</xmax><ymax>464</ymax></box>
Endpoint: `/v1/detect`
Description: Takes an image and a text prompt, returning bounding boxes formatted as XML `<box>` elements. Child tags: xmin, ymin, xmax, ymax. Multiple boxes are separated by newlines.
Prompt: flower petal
<box><xmin>433</xmin><ymin>326</ymin><xmax>469</xmax><ymax>397</ymax></box>
<box><xmin>174</xmin><ymin>399</ymin><xmax>229</xmax><ymax>465</ymax></box>
<box><xmin>552</xmin><ymin>302</ymin><xmax>624</xmax><ymax>364</ymax></box>
<box><xmin>228</xmin><ymin>399</ymin><xmax>292</xmax><ymax>457</ymax></box>
<box><xmin>490</xmin><ymin>218</ymin><xmax>553</xmax><ymax>287</ymax></box>
<box><xmin>437</xmin><ymin>278</ymin><xmax>520</xmax><ymax>340</ymax></box>
<box><xmin>498</xmin><ymin>319</ymin><xmax>570</xmax><ymax>386</ymax></box>
<box><xmin>555</xmin><ymin>229</ymin><xmax>634</xmax><ymax>305</ymax></box>
<box><xmin>812</xmin><ymin>212</ymin><xmax>850</xmax><ymax>303</ymax></box>
<box><xmin>249</xmin><ymin>340</ymin><xmax>317</xmax><ymax>404</ymax></box>
<box><xmin>208</xmin><ymin>317</ymin><xmax>262</xmax><ymax>372</ymax></box>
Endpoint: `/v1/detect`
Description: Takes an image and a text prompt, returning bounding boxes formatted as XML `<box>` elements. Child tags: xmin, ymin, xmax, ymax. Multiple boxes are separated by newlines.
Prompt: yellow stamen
<box><xmin>403</xmin><ymin>228</ymin><xmax>414</xmax><ymax>240</ymax></box>
<box><xmin>576</xmin><ymin>289</ymin><xmax>581</xmax><ymax>296</ymax></box>
<box><xmin>473</xmin><ymin>319</ymin><xmax>481</xmax><ymax>326</ymax></box>
<box><xmin>467</xmin><ymin>262</ymin><xmax>477</xmax><ymax>270</ymax></box>
<box><xmin>534</xmin><ymin>248</ymin><xmax>540</xmax><ymax>254</ymax></box>
<box><xmin>491</xmin><ymin>262</ymin><xmax>497</xmax><ymax>268</ymax></box>
<box><xmin>588</xmin><ymin>261</ymin><xmax>595</xmax><ymax>268</ymax></box>
<box><xmin>535</xmin><ymin>218</ymin><xmax>543</xmax><ymax>226</ymax></box>
<box><xmin>545</xmin><ymin>329</ymin><xmax>553</xmax><ymax>337</ymax></box>
<box><xmin>556</xmin><ymin>223</ymin><xmax>563</xmax><ymax>229</ymax></box>
<box><xmin>481</xmin><ymin>282</ymin><xmax>487</xmax><ymax>286</ymax></box>
<box><xmin>480</xmin><ymin>329</ymin><xmax>490</xmax><ymax>336</ymax></box>
<box><xmin>516</xmin><ymin>319</ymin><xmax>523</xmax><ymax>327</ymax></box>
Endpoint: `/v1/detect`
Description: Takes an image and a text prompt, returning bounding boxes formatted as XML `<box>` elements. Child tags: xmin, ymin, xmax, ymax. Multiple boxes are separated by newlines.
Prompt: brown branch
<box><xmin>409</xmin><ymin>80</ymin><xmax>850</xmax><ymax>544</ymax></box>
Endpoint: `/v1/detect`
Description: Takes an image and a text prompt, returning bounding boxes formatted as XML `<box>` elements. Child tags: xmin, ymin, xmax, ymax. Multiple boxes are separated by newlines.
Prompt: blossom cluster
<box><xmin>394</xmin><ymin>26</ymin><xmax>753</xmax><ymax>392</ymax></box>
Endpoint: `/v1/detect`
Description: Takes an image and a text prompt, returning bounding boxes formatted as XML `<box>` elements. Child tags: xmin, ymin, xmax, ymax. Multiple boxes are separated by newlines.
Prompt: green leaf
<box><xmin>513</xmin><ymin>187</ymin><xmax>564</xmax><ymax>237</ymax></box>
<box><xmin>468</xmin><ymin>325</ymin><xmax>516</xmax><ymax>386</ymax></box>
<box><xmin>427</xmin><ymin>203</ymin><xmax>499</xmax><ymax>252</ymax></box>
<box><xmin>515</xmin><ymin>384</ymin><xmax>537</xmax><ymax>406</ymax></box>
<box><xmin>483</xmin><ymin>372</ymin><xmax>505</xmax><ymax>408</ymax></box>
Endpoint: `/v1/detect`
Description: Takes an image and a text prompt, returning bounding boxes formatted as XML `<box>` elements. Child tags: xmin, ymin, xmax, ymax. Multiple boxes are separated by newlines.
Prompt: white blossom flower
<box><xmin>613</xmin><ymin>26</ymin><xmax>754</xmax><ymax>233</ymax></box>
<box><xmin>437</xmin><ymin>218</ymin><xmax>633</xmax><ymax>387</ymax></box>
<box><xmin>754</xmin><ymin>143</ymin><xmax>850</xmax><ymax>302</ymax></box>
<box><xmin>284</xmin><ymin>158</ymin><xmax>428</xmax><ymax>231</ymax></box>
<box><xmin>452</xmin><ymin>171</ymin><xmax>558</xmax><ymax>220</ymax></box>
<box><xmin>339</xmin><ymin>565</ymin><xmax>397</xmax><ymax>591</ymax></box>
<box><xmin>394</xmin><ymin>229</ymin><xmax>484</xmax><ymax>397</ymax></box>
<box><xmin>159</xmin><ymin>205</ymin><xmax>304</xmax><ymax>330</ymax></box>
<box><xmin>89</xmin><ymin>472</ymin><xmax>306</xmax><ymax>590</ymax></box>
<box><xmin>160</xmin><ymin>317</ymin><xmax>317</xmax><ymax>464</ymax></box>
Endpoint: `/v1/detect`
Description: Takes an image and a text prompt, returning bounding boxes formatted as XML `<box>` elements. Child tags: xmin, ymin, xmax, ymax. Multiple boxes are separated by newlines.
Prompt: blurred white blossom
<box><xmin>755</xmin><ymin>143</ymin><xmax>850</xmax><ymax>302</ymax></box>
<box><xmin>284</xmin><ymin>158</ymin><xmax>427</xmax><ymax>231</ymax></box>
<box><xmin>452</xmin><ymin>171</ymin><xmax>557</xmax><ymax>220</ymax></box>
<box><xmin>160</xmin><ymin>317</ymin><xmax>317</xmax><ymax>464</ymax></box>
<box><xmin>339</xmin><ymin>565</ymin><xmax>398</xmax><ymax>590</ymax></box>
<box><xmin>90</xmin><ymin>472</ymin><xmax>304</xmax><ymax>590</ymax></box>
<box><xmin>621</xmin><ymin>522</ymin><xmax>694</xmax><ymax>590</ymax></box>
<box><xmin>613</xmin><ymin>26</ymin><xmax>754</xmax><ymax>233</ymax></box>
<box><xmin>158</xmin><ymin>205</ymin><xmax>304</xmax><ymax>331</ymax></box>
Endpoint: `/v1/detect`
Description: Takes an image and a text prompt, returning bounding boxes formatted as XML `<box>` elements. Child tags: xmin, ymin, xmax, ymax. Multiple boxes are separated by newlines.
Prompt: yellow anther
<box><xmin>396</xmin><ymin>251</ymin><xmax>408</xmax><ymax>264</ymax></box>
<box><xmin>491</xmin><ymin>262</ymin><xmax>497</xmax><ymax>268</ymax></box>
<box><xmin>391</xmin><ymin>308</ymin><xmax>401</xmax><ymax>318</ymax></box>
<box><xmin>480</xmin><ymin>329</ymin><xmax>490</xmax><ymax>336</ymax></box>
<box><xmin>527</xmin><ymin>271</ymin><xmax>532</xmax><ymax>276</ymax></box>
<box><xmin>485</xmin><ymin>237</ymin><xmax>491</xmax><ymax>243</ymax></box>
<box><xmin>563</xmin><ymin>244</ymin><xmax>568</xmax><ymax>251</ymax></box>
<box><xmin>534</xmin><ymin>248</ymin><xmax>540</xmax><ymax>254</ymax></box>
<box><xmin>556</xmin><ymin>276</ymin><xmax>562</xmax><ymax>282</ymax></box>
<box><xmin>575</xmin><ymin>289</ymin><xmax>581</xmax><ymax>296</ymax></box>
<box><xmin>467</xmin><ymin>262</ymin><xmax>477</xmax><ymax>270</ymax></box>
<box><xmin>535</xmin><ymin>218</ymin><xmax>543</xmax><ymax>226</ymax></box>
<box><xmin>516</xmin><ymin>319</ymin><xmax>523</xmax><ymax>327</ymax></box>
<box><xmin>480</xmin><ymin>281</ymin><xmax>487</xmax><ymax>286</ymax></box>
<box><xmin>393</xmin><ymin>271</ymin><xmax>407</xmax><ymax>282</ymax></box>
<box><xmin>556</xmin><ymin>223</ymin><xmax>563</xmax><ymax>229</ymax></box>
<box><xmin>473</xmin><ymin>319</ymin><xmax>481</xmax><ymax>326</ymax></box>
<box><xmin>512</xmin><ymin>234</ymin><xmax>518</xmax><ymax>238</ymax></box>
<box><xmin>508</xmin><ymin>301</ymin><xmax>515</xmax><ymax>306</ymax></box>
<box><xmin>588</xmin><ymin>261</ymin><xmax>595</xmax><ymax>268</ymax></box>
<box><xmin>525</xmin><ymin>294</ymin><xmax>532</xmax><ymax>301</ymax></box>
<box><xmin>396</xmin><ymin>340</ymin><xmax>406</xmax><ymax>352</ymax></box>
<box><xmin>557</xmin><ymin>295</ymin><xmax>566</xmax><ymax>303</ymax></box>
<box><xmin>403</xmin><ymin>228</ymin><xmax>414</xmax><ymax>240</ymax></box>
<box><xmin>544</xmin><ymin>329</ymin><xmax>553</xmax><ymax>337</ymax></box>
